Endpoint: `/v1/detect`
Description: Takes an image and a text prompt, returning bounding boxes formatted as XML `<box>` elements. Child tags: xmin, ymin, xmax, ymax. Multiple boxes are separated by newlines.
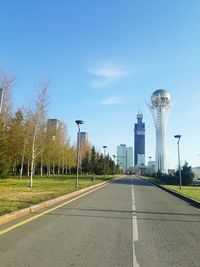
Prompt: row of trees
<box><xmin>0</xmin><ymin>70</ymin><xmax>118</xmax><ymax>185</ymax></box>
<box><xmin>0</xmin><ymin>77</ymin><xmax>74</xmax><ymax>184</ymax></box>
<box><xmin>153</xmin><ymin>161</ymin><xmax>194</xmax><ymax>186</ymax></box>
<box><xmin>81</xmin><ymin>146</ymin><xmax>119</xmax><ymax>175</ymax></box>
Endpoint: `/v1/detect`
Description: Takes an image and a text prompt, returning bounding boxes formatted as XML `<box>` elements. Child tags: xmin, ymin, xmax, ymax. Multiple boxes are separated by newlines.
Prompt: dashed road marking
<box><xmin>131</xmin><ymin>179</ymin><xmax>140</xmax><ymax>267</ymax></box>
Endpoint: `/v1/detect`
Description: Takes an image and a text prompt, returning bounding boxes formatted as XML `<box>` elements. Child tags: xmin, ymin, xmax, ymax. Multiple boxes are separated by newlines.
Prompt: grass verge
<box><xmin>0</xmin><ymin>175</ymin><xmax>114</xmax><ymax>216</ymax></box>
<box><xmin>164</xmin><ymin>185</ymin><xmax>200</xmax><ymax>202</ymax></box>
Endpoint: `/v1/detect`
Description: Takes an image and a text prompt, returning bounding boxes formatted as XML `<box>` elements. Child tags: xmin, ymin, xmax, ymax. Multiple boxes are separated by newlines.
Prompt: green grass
<box><xmin>164</xmin><ymin>185</ymin><xmax>200</xmax><ymax>202</ymax></box>
<box><xmin>0</xmin><ymin>175</ymin><xmax>114</xmax><ymax>216</ymax></box>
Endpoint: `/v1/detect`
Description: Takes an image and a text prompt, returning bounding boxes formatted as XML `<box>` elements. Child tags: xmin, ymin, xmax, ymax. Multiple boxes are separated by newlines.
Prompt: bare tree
<box><xmin>27</xmin><ymin>81</ymin><xmax>49</xmax><ymax>187</ymax></box>
<box><xmin>0</xmin><ymin>69</ymin><xmax>15</xmax><ymax>124</ymax></box>
<box><xmin>0</xmin><ymin>70</ymin><xmax>15</xmax><ymax>177</ymax></box>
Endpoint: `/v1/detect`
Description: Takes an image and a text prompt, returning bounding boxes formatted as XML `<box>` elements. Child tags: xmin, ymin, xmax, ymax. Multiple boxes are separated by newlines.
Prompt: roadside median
<box><xmin>0</xmin><ymin>176</ymin><xmax>122</xmax><ymax>226</ymax></box>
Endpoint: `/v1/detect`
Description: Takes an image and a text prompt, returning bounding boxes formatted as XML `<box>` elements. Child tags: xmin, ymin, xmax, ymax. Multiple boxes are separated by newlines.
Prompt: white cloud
<box><xmin>87</xmin><ymin>62</ymin><xmax>132</xmax><ymax>88</ymax></box>
<box><xmin>101</xmin><ymin>96</ymin><xmax>123</xmax><ymax>105</ymax></box>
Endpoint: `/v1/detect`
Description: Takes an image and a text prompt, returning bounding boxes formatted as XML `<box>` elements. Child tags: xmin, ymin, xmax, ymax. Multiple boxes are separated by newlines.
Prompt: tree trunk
<box><xmin>47</xmin><ymin>164</ymin><xmax>50</xmax><ymax>177</ymax></box>
<box><xmin>57</xmin><ymin>153</ymin><xmax>60</xmax><ymax>175</ymax></box>
<box><xmin>14</xmin><ymin>160</ymin><xmax>17</xmax><ymax>177</ymax></box>
<box><xmin>65</xmin><ymin>165</ymin><xmax>68</xmax><ymax>175</ymax></box>
<box><xmin>52</xmin><ymin>159</ymin><xmax>55</xmax><ymax>176</ymax></box>
<box><xmin>40</xmin><ymin>154</ymin><xmax>43</xmax><ymax>177</ymax></box>
<box><xmin>27</xmin><ymin>161</ymin><xmax>30</xmax><ymax>177</ymax></box>
<box><xmin>30</xmin><ymin>150</ymin><xmax>35</xmax><ymax>187</ymax></box>
<box><xmin>12</xmin><ymin>162</ymin><xmax>15</xmax><ymax>177</ymax></box>
<box><xmin>19</xmin><ymin>143</ymin><xmax>26</xmax><ymax>179</ymax></box>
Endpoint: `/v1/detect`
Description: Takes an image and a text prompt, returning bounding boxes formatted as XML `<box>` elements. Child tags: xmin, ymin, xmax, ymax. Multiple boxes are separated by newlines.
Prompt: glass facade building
<box><xmin>117</xmin><ymin>144</ymin><xmax>133</xmax><ymax>171</ymax></box>
<box><xmin>134</xmin><ymin>112</ymin><xmax>145</xmax><ymax>166</ymax></box>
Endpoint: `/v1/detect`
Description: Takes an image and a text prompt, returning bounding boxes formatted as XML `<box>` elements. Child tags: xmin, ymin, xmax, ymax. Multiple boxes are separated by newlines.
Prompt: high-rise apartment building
<box><xmin>117</xmin><ymin>144</ymin><xmax>133</xmax><ymax>171</ymax></box>
<box><xmin>126</xmin><ymin>147</ymin><xmax>133</xmax><ymax>169</ymax></box>
<box><xmin>117</xmin><ymin>144</ymin><xmax>127</xmax><ymax>170</ymax></box>
<box><xmin>47</xmin><ymin>119</ymin><xmax>60</xmax><ymax>133</ymax></box>
<box><xmin>78</xmin><ymin>132</ymin><xmax>89</xmax><ymax>161</ymax></box>
<box><xmin>79</xmin><ymin>132</ymin><xmax>88</xmax><ymax>146</ymax></box>
<box><xmin>134</xmin><ymin>112</ymin><xmax>145</xmax><ymax>166</ymax></box>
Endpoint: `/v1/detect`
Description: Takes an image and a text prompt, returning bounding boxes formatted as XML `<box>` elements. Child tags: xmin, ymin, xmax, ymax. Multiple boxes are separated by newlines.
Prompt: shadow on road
<box><xmin>32</xmin><ymin>207</ymin><xmax>200</xmax><ymax>223</ymax></box>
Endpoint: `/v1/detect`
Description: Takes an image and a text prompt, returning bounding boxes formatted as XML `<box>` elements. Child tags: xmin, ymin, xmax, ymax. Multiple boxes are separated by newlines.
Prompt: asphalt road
<box><xmin>0</xmin><ymin>176</ymin><xmax>200</xmax><ymax>267</ymax></box>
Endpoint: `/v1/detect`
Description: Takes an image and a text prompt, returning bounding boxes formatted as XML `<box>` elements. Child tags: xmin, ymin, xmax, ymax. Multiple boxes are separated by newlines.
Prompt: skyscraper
<box><xmin>126</xmin><ymin>147</ymin><xmax>133</xmax><ymax>169</ymax></box>
<box><xmin>117</xmin><ymin>144</ymin><xmax>127</xmax><ymax>170</ymax></box>
<box><xmin>47</xmin><ymin>119</ymin><xmax>60</xmax><ymax>132</ymax></box>
<box><xmin>117</xmin><ymin>144</ymin><xmax>133</xmax><ymax>171</ymax></box>
<box><xmin>79</xmin><ymin>132</ymin><xmax>88</xmax><ymax>146</ymax></box>
<box><xmin>150</xmin><ymin>89</ymin><xmax>171</xmax><ymax>173</ymax></box>
<box><xmin>134</xmin><ymin>112</ymin><xmax>145</xmax><ymax>166</ymax></box>
<box><xmin>47</xmin><ymin>119</ymin><xmax>60</xmax><ymax>139</ymax></box>
<box><xmin>78</xmin><ymin>132</ymin><xmax>89</xmax><ymax>161</ymax></box>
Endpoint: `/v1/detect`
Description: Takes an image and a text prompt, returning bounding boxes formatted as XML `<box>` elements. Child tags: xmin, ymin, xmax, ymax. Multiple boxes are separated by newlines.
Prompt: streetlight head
<box><xmin>174</xmin><ymin>135</ymin><xmax>181</xmax><ymax>139</ymax></box>
<box><xmin>103</xmin><ymin>145</ymin><xmax>107</xmax><ymax>149</ymax></box>
<box><xmin>75</xmin><ymin>120</ymin><xmax>84</xmax><ymax>125</ymax></box>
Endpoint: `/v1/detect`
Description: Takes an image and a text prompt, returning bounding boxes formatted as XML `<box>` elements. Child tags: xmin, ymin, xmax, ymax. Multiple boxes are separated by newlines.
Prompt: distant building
<box><xmin>148</xmin><ymin>160</ymin><xmax>155</xmax><ymax>175</ymax></box>
<box><xmin>192</xmin><ymin>167</ymin><xmax>200</xmax><ymax>178</ymax></box>
<box><xmin>117</xmin><ymin>144</ymin><xmax>133</xmax><ymax>171</ymax></box>
<box><xmin>117</xmin><ymin>144</ymin><xmax>127</xmax><ymax>171</ymax></box>
<box><xmin>168</xmin><ymin>169</ymin><xmax>175</xmax><ymax>175</ymax></box>
<box><xmin>78</xmin><ymin>132</ymin><xmax>89</xmax><ymax>161</ymax></box>
<box><xmin>79</xmin><ymin>132</ymin><xmax>88</xmax><ymax>146</ymax></box>
<box><xmin>126</xmin><ymin>147</ymin><xmax>133</xmax><ymax>169</ymax></box>
<box><xmin>47</xmin><ymin>119</ymin><xmax>60</xmax><ymax>140</ymax></box>
<box><xmin>134</xmin><ymin>112</ymin><xmax>145</xmax><ymax>166</ymax></box>
<box><xmin>47</xmin><ymin>119</ymin><xmax>60</xmax><ymax>132</ymax></box>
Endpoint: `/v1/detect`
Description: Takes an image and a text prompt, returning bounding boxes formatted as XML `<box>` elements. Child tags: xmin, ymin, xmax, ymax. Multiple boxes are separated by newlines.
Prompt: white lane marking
<box><xmin>132</xmin><ymin>180</ymin><xmax>140</xmax><ymax>267</ymax></box>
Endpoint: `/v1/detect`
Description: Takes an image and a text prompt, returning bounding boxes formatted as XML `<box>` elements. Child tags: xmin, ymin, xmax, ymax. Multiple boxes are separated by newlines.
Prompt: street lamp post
<box><xmin>174</xmin><ymin>135</ymin><xmax>182</xmax><ymax>190</ymax></box>
<box><xmin>103</xmin><ymin>146</ymin><xmax>107</xmax><ymax>178</ymax></box>
<box><xmin>75</xmin><ymin>120</ymin><xmax>84</xmax><ymax>188</ymax></box>
<box><xmin>119</xmin><ymin>161</ymin><xmax>122</xmax><ymax>175</ymax></box>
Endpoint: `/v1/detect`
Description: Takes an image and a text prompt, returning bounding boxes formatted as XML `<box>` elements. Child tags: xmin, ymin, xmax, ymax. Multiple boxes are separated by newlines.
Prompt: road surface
<box><xmin>0</xmin><ymin>176</ymin><xmax>200</xmax><ymax>267</ymax></box>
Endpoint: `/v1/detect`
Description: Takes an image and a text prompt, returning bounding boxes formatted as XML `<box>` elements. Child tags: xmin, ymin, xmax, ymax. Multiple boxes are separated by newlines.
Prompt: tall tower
<box><xmin>150</xmin><ymin>89</ymin><xmax>171</xmax><ymax>173</ymax></box>
<box><xmin>134</xmin><ymin>112</ymin><xmax>145</xmax><ymax>166</ymax></box>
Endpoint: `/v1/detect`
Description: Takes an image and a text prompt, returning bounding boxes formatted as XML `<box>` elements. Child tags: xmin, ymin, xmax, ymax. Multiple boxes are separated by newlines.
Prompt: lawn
<box><xmin>0</xmin><ymin>175</ymin><xmax>113</xmax><ymax>216</ymax></box>
<box><xmin>164</xmin><ymin>185</ymin><xmax>200</xmax><ymax>202</ymax></box>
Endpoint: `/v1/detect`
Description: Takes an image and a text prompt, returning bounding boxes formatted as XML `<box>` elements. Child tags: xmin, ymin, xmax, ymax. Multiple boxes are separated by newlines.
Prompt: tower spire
<box><xmin>150</xmin><ymin>89</ymin><xmax>171</xmax><ymax>173</ymax></box>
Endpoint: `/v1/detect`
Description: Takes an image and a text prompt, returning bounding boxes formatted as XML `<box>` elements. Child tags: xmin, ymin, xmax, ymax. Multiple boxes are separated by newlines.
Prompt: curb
<box><xmin>0</xmin><ymin>177</ymin><xmax>122</xmax><ymax>226</ymax></box>
<box><xmin>144</xmin><ymin>178</ymin><xmax>200</xmax><ymax>209</ymax></box>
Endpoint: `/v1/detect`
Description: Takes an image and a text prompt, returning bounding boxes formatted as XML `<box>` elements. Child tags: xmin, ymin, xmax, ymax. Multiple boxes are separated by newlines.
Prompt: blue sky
<box><xmin>1</xmin><ymin>0</ymin><xmax>200</xmax><ymax>168</ymax></box>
